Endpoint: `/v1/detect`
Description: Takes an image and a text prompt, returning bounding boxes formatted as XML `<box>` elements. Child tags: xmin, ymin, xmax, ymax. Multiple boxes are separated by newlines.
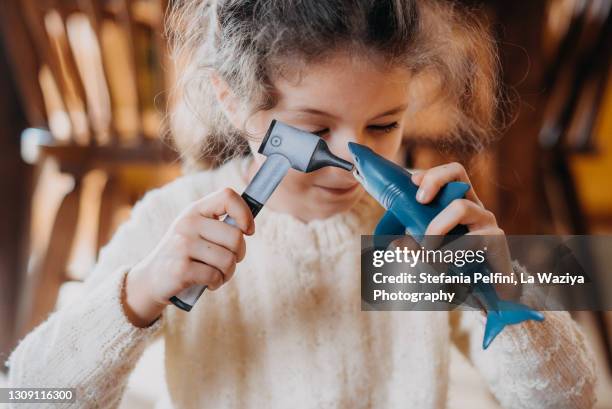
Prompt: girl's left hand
<box><xmin>411</xmin><ymin>162</ymin><xmax>519</xmax><ymax>300</ymax></box>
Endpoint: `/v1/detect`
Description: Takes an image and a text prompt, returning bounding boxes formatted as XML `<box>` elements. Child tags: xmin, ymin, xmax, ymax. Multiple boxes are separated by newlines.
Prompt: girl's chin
<box><xmin>304</xmin><ymin>185</ymin><xmax>365</xmax><ymax>216</ymax></box>
<box><xmin>269</xmin><ymin>184</ymin><xmax>365</xmax><ymax>222</ymax></box>
<box><xmin>312</xmin><ymin>182</ymin><xmax>362</xmax><ymax>198</ymax></box>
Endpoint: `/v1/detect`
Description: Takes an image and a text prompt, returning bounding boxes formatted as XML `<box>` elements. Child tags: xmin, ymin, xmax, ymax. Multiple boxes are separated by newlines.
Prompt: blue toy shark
<box><xmin>348</xmin><ymin>142</ymin><xmax>544</xmax><ymax>349</ymax></box>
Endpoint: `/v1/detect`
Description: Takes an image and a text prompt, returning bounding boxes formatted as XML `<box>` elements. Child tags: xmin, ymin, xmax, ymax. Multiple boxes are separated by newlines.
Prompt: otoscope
<box><xmin>169</xmin><ymin>120</ymin><xmax>354</xmax><ymax>311</ymax></box>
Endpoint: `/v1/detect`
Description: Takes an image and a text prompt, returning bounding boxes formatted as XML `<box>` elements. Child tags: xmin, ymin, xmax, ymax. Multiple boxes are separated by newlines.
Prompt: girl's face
<box><xmin>227</xmin><ymin>53</ymin><xmax>411</xmax><ymax>221</ymax></box>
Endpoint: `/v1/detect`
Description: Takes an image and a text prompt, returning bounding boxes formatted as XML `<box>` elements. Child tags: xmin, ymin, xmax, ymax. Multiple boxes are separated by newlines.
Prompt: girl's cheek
<box><xmin>367</xmin><ymin>132</ymin><xmax>403</xmax><ymax>160</ymax></box>
<box><xmin>283</xmin><ymin>171</ymin><xmax>316</xmax><ymax>193</ymax></box>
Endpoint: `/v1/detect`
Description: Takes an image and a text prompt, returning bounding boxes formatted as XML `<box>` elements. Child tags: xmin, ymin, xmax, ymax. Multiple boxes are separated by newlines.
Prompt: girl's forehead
<box><xmin>274</xmin><ymin>51</ymin><xmax>411</xmax><ymax>86</ymax></box>
<box><xmin>271</xmin><ymin>54</ymin><xmax>412</xmax><ymax>112</ymax></box>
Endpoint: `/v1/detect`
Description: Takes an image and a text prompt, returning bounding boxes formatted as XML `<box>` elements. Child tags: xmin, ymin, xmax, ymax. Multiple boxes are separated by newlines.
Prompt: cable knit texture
<box><xmin>6</xmin><ymin>157</ymin><xmax>596</xmax><ymax>409</ymax></box>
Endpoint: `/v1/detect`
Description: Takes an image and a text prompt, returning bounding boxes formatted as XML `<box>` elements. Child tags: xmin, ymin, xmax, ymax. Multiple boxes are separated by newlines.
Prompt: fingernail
<box><xmin>417</xmin><ymin>188</ymin><xmax>427</xmax><ymax>203</ymax></box>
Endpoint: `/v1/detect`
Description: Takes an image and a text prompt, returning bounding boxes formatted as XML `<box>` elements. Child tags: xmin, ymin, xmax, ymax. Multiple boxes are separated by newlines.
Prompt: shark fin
<box><xmin>483</xmin><ymin>301</ymin><xmax>545</xmax><ymax>349</ymax></box>
<box><xmin>373</xmin><ymin>210</ymin><xmax>405</xmax><ymax>249</ymax></box>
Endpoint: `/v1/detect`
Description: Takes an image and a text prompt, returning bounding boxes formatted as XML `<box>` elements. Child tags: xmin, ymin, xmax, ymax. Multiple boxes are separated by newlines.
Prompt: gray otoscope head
<box><xmin>259</xmin><ymin>120</ymin><xmax>353</xmax><ymax>172</ymax></box>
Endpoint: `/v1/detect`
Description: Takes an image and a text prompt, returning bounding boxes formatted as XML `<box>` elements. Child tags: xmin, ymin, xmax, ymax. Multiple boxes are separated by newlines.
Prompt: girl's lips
<box><xmin>314</xmin><ymin>183</ymin><xmax>360</xmax><ymax>195</ymax></box>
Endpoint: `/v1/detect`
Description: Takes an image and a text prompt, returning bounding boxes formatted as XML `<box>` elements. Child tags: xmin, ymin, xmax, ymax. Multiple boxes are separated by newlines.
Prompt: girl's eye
<box><xmin>312</xmin><ymin>122</ymin><xmax>399</xmax><ymax>136</ymax></box>
<box><xmin>368</xmin><ymin>122</ymin><xmax>399</xmax><ymax>133</ymax></box>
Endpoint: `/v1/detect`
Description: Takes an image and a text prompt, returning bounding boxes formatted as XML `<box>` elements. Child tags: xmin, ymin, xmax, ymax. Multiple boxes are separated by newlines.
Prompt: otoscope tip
<box><xmin>308</xmin><ymin>140</ymin><xmax>354</xmax><ymax>172</ymax></box>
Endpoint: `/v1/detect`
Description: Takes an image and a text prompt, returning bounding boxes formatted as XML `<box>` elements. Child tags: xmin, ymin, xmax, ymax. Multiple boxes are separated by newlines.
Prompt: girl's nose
<box><xmin>327</xmin><ymin>130</ymin><xmax>361</xmax><ymax>163</ymax></box>
<box><xmin>328</xmin><ymin>140</ymin><xmax>353</xmax><ymax>166</ymax></box>
<box><xmin>326</xmin><ymin>130</ymin><xmax>364</xmax><ymax>165</ymax></box>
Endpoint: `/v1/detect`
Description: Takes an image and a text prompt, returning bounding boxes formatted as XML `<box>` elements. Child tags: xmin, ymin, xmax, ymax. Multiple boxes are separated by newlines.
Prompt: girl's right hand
<box><xmin>123</xmin><ymin>188</ymin><xmax>255</xmax><ymax>327</ymax></box>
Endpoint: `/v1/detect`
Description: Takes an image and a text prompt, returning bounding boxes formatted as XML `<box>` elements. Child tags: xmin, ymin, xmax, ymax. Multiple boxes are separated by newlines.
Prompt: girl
<box><xmin>7</xmin><ymin>0</ymin><xmax>596</xmax><ymax>408</ymax></box>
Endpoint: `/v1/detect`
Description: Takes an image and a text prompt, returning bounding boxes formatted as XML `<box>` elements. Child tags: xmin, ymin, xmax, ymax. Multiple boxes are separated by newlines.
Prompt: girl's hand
<box><xmin>123</xmin><ymin>188</ymin><xmax>255</xmax><ymax>327</ymax></box>
<box><xmin>411</xmin><ymin>163</ymin><xmax>518</xmax><ymax>300</ymax></box>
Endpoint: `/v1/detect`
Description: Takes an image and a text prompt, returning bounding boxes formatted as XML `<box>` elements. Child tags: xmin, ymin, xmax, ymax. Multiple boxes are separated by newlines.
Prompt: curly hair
<box><xmin>165</xmin><ymin>0</ymin><xmax>500</xmax><ymax>172</ymax></box>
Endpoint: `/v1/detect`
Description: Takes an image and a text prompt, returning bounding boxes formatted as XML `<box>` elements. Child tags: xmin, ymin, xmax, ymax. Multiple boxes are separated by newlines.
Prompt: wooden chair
<box><xmin>0</xmin><ymin>0</ymin><xmax>181</xmax><ymax>340</ymax></box>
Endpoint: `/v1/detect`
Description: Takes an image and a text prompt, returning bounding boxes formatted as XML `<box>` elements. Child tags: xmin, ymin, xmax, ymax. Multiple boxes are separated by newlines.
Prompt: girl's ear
<box><xmin>210</xmin><ymin>71</ymin><xmax>244</xmax><ymax>128</ymax></box>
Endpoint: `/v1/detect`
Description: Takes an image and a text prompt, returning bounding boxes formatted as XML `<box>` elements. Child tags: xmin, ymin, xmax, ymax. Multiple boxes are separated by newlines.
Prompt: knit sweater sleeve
<box><xmin>5</xmin><ymin>173</ymin><xmax>205</xmax><ymax>408</ymax></box>
<box><xmin>450</xmin><ymin>261</ymin><xmax>597</xmax><ymax>409</ymax></box>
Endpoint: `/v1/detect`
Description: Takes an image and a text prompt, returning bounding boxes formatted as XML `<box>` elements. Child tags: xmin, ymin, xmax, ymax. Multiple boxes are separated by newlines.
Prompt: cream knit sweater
<box><xmin>7</xmin><ymin>157</ymin><xmax>597</xmax><ymax>409</ymax></box>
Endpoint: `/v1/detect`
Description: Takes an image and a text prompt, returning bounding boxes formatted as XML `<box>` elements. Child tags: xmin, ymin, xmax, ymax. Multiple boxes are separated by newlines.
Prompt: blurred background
<box><xmin>0</xmin><ymin>0</ymin><xmax>610</xmax><ymax>408</ymax></box>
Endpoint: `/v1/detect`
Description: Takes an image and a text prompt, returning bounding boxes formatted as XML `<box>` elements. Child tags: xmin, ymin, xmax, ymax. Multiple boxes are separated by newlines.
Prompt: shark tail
<box><xmin>483</xmin><ymin>301</ymin><xmax>545</xmax><ymax>349</ymax></box>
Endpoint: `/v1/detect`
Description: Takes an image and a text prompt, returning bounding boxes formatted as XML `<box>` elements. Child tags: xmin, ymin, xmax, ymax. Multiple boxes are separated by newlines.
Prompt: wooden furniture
<box><xmin>0</xmin><ymin>35</ymin><xmax>29</xmax><ymax>371</ymax></box>
<box><xmin>537</xmin><ymin>0</ymin><xmax>612</xmax><ymax>372</ymax></box>
<box><xmin>0</xmin><ymin>0</ymin><xmax>180</xmax><ymax>341</ymax></box>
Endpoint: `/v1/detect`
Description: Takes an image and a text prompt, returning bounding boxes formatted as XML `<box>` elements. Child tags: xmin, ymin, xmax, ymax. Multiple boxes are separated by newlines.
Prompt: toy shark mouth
<box><xmin>352</xmin><ymin>167</ymin><xmax>364</xmax><ymax>185</ymax></box>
